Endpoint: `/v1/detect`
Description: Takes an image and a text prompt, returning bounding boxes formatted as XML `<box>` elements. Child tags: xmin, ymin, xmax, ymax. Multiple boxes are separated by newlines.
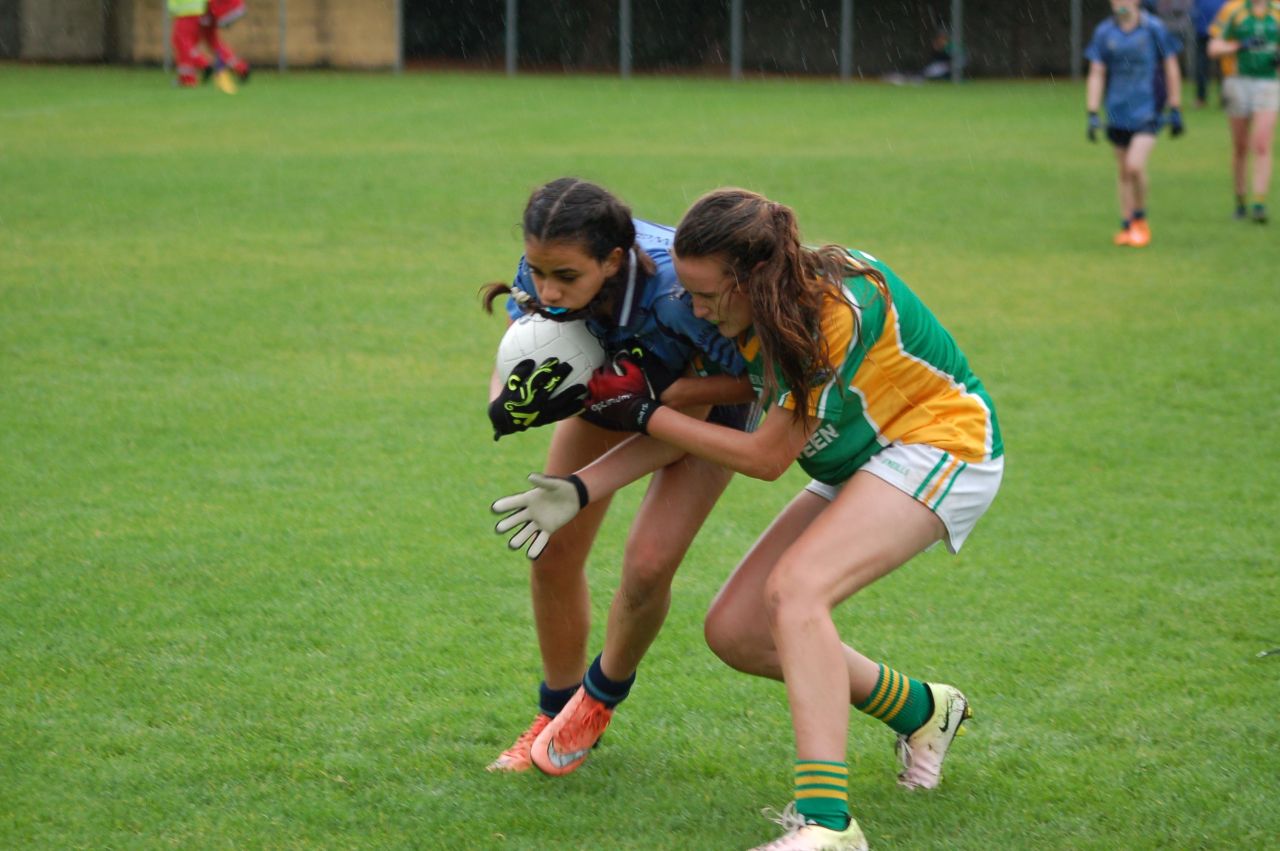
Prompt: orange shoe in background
<box><xmin>1128</xmin><ymin>219</ymin><xmax>1151</xmax><ymax>247</ymax></box>
<box><xmin>1113</xmin><ymin>229</ymin><xmax>1132</xmax><ymax>246</ymax></box>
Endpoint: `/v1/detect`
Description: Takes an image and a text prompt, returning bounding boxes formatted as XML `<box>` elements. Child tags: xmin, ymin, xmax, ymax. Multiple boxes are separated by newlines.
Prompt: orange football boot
<box><xmin>1127</xmin><ymin>219</ymin><xmax>1151</xmax><ymax>247</ymax></box>
<box><xmin>530</xmin><ymin>687</ymin><xmax>613</xmax><ymax>776</ymax></box>
<box><xmin>486</xmin><ymin>713</ymin><xmax>552</xmax><ymax>772</ymax></box>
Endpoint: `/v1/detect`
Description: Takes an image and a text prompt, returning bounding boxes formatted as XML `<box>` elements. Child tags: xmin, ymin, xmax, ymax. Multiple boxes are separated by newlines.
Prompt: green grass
<box><xmin>2</xmin><ymin>65</ymin><xmax>1278</xmax><ymax>849</ymax></box>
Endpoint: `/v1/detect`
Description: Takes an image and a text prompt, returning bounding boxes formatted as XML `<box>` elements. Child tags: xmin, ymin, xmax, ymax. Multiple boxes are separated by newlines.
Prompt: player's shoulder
<box><xmin>1091</xmin><ymin>17</ymin><xmax>1119</xmax><ymax>38</ymax></box>
<box><xmin>1222</xmin><ymin>0</ymin><xmax>1250</xmax><ymax>24</ymax></box>
<box><xmin>633</xmin><ymin>218</ymin><xmax>676</xmax><ymax>252</ymax></box>
<box><xmin>1141</xmin><ymin>11</ymin><xmax>1171</xmax><ymax>34</ymax></box>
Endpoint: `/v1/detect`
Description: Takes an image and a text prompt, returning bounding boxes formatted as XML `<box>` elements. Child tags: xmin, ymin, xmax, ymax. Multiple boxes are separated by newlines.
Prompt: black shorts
<box><xmin>707</xmin><ymin>401</ymin><xmax>756</xmax><ymax>431</ymax></box>
<box><xmin>1107</xmin><ymin>121</ymin><xmax>1160</xmax><ymax>147</ymax></box>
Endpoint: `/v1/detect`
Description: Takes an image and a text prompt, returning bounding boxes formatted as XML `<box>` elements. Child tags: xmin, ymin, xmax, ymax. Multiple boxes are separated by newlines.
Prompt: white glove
<box><xmin>491</xmin><ymin>473</ymin><xmax>589</xmax><ymax>559</ymax></box>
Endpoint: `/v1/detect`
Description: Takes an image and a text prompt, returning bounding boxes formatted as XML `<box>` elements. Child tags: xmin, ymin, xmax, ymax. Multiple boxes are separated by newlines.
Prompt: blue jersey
<box><xmin>1086</xmin><ymin>14</ymin><xmax>1181</xmax><ymax>129</ymax></box>
<box><xmin>505</xmin><ymin>218</ymin><xmax>745</xmax><ymax>380</ymax></box>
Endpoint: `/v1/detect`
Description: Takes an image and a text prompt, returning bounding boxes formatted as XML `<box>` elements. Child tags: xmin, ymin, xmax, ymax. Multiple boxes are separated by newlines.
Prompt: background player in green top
<box><xmin>492</xmin><ymin>188</ymin><xmax>1004</xmax><ymax>851</ymax></box>
<box><xmin>1210</xmin><ymin>0</ymin><xmax>1280</xmax><ymax>221</ymax></box>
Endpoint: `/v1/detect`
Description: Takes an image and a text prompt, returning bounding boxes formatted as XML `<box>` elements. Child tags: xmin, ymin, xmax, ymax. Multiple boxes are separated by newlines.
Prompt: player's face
<box><xmin>674</xmin><ymin>253</ymin><xmax>753</xmax><ymax>338</ymax></box>
<box><xmin>524</xmin><ymin>238</ymin><xmax>622</xmax><ymax>312</ymax></box>
<box><xmin>1109</xmin><ymin>0</ymin><xmax>1135</xmax><ymax>18</ymax></box>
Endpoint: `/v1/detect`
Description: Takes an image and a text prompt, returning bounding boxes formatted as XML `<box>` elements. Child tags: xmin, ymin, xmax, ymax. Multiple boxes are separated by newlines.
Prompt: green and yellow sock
<box><xmin>794</xmin><ymin>760</ymin><xmax>849</xmax><ymax>831</ymax></box>
<box><xmin>855</xmin><ymin>663</ymin><xmax>933</xmax><ymax>735</ymax></box>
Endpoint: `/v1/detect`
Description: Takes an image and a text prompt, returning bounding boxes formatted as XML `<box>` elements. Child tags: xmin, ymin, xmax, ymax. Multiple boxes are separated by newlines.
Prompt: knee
<box><xmin>762</xmin><ymin>564</ymin><xmax>825</xmax><ymax>632</ymax></box>
<box><xmin>704</xmin><ymin>601</ymin><xmax>763</xmax><ymax>671</ymax></box>
<box><xmin>619</xmin><ymin>541</ymin><xmax>680</xmax><ymax>610</ymax></box>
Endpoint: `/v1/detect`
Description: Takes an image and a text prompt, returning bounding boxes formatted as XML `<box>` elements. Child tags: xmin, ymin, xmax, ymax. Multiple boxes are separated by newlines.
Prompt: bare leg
<box><xmin>704</xmin><ymin>481</ymin><xmax>942</xmax><ymax>708</ymax></box>
<box><xmin>1231</xmin><ymin>115</ymin><xmax>1251</xmax><ymax>200</ymax></box>
<box><xmin>765</xmin><ymin>473</ymin><xmax>944</xmax><ymax>760</ymax></box>
<box><xmin>1113</xmin><ymin>144</ymin><xmax>1134</xmax><ymax>221</ymax></box>
<box><xmin>1248</xmin><ymin>110</ymin><xmax>1277</xmax><ymax>200</ymax></box>
<box><xmin>599</xmin><ymin>454</ymin><xmax>733</xmax><ymax>679</ymax></box>
<box><xmin>532</xmin><ymin>417</ymin><xmax>630</xmax><ymax>688</ymax></box>
<box><xmin>1124</xmin><ymin>133</ymin><xmax>1159</xmax><ymax>214</ymax></box>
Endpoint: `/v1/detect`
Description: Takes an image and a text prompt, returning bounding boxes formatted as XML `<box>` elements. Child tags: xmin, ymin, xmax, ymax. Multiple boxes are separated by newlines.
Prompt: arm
<box><xmin>572</xmin><ymin>434</ymin><xmax>694</xmax><ymax>503</ymax></box>
<box><xmin>1164</xmin><ymin>54</ymin><xmax>1182</xmax><ymax>108</ymax></box>
<box><xmin>489</xmin><ymin>317</ymin><xmax>514</xmax><ymax>401</ymax></box>
<box><xmin>1086</xmin><ymin>60</ymin><xmax>1107</xmax><ymax>114</ymax></box>
<box><xmin>1207</xmin><ymin>35</ymin><xmax>1237</xmax><ymax>58</ymax></box>
<box><xmin>570</xmin><ymin>399</ymin><xmax>811</xmax><ymax>510</ymax></box>
<box><xmin>641</xmin><ymin>401</ymin><xmax>815</xmax><ymax>482</ymax></box>
<box><xmin>659</xmin><ymin>373</ymin><xmax>757</xmax><ymax>409</ymax></box>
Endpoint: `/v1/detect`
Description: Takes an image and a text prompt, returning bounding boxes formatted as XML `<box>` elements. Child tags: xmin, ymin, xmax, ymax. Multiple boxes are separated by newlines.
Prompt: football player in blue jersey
<box><xmin>1086</xmin><ymin>0</ymin><xmax>1185</xmax><ymax>247</ymax></box>
<box><xmin>480</xmin><ymin>178</ymin><xmax>754</xmax><ymax>775</ymax></box>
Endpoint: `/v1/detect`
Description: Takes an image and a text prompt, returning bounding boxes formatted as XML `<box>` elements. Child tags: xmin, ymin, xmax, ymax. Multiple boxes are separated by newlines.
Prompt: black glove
<box><xmin>1167</xmin><ymin>107</ymin><xmax>1184</xmax><ymax>138</ymax></box>
<box><xmin>583</xmin><ymin>386</ymin><xmax>661</xmax><ymax>434</ymax></box>
<box><xmin>488</xmin><ymin>358</ymin><xmax>587</xmax><ymax>440</ymax></box>
<box><xmin>1087</xmin><ymin>111</ymin><xmax>1101</xmax><ymax>143</ymax></box>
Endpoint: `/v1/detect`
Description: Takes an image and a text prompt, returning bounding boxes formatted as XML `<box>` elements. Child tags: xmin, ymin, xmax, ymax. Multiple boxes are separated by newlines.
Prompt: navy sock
<box><xmin>583</xmin><ymin>654</ymin><xmax>635</xmax><ymax>708</ymax></box>
<box><xmin>1132</xmin><ymin>208</ymin><xmax>1146</xmax><ymax>221</ymax></box>
<box><xmin>539</xmin><ymin>681</ymin><xmax>580</xmax><ymax>718</ymax></box>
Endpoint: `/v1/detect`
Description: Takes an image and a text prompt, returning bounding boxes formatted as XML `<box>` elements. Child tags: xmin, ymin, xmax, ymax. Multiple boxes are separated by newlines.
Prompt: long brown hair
<box><xmin>481</xmin><ymin>177</ymin><xmax>656</xmax><ymax>320</ymax></box>
<box><xmin>673</xmin><ymin>188</ymin><xmax>889</xmax><ymax>430</ymax></box>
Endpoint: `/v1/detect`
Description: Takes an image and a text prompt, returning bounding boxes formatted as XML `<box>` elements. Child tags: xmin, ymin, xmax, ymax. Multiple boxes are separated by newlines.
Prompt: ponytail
<box><xmin>675</xmin><ymin>188</ymin><xmax>887</xmax><ymax>431</ymax></box>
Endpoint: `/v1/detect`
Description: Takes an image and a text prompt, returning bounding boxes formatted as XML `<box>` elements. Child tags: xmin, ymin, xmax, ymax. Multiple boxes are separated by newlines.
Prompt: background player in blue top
<box><xmin>480</xmin><ymin>178</ymin><xmax>754</xmax><ymax>775</ymax></box>
<box><xmin>1086</xmin><ymin>0</ymin><xmax>1185</xmax><ymax>247</ymax></box>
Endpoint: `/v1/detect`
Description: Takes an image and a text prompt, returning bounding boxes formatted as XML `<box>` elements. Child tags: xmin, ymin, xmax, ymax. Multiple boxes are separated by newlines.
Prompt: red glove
<box><xmin>586</xmin><ymin>354</ymin><xmax>652</xmax><ymax>405</ymax></box>
<box><xmin>581</xmin><ymin>355</ymin><xmax>659</xmax><ymax>432</ymax></box>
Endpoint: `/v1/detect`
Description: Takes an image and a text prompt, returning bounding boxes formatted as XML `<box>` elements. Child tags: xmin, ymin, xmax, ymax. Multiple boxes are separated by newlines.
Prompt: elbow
<box><xmin>741</xmin><ymin>452</ymin><xmax>793</xmax><ymax>482</ymax></box>
<box><xmin>753</xmin><ymin>465</ymin><xmax>789</xmax><ymax>482</ymax></box>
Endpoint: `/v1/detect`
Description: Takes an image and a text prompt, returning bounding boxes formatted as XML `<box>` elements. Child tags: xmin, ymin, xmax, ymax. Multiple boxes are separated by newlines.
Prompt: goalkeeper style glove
<box><xmin>488</xmin><ymin>358</ymin><xmax>587</xmax><ymax>441</ymax></box>
<box><xmin>492</xmin><ymin>473</ymin><xmax>589</xmax><ymax>559</ymax></box>
<box><xmin>1167</xmin><ymin>106</ymin><xmax>1184</xmax><ymax>138</ymax></box>
<box><xmin>1087</xmin><ymin>111</ymin><xmax>1101</xmax><ymax>143</ymax></box>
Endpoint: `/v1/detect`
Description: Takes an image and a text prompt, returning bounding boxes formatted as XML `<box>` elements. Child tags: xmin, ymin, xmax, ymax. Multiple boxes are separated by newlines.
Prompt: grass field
<box><xmin>2</xmin><ymin>64</ymin><xmax>1278</xmax><ymax>849</ymax></box>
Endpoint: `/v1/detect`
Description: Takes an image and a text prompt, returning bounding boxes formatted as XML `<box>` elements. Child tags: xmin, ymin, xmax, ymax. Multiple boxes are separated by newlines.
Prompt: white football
<box><xmin>495</xmin><ymin>314</ymin><xmax>606</xmax><ymax>399</ymax></box>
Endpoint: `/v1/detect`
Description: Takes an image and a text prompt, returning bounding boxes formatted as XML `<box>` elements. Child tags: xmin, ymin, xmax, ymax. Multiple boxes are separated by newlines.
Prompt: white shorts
<box><xmin>1224</xmin><ymin>76</ymin><xmax>1280</xmax><ymax>118</ymax></box>
<box><xmin>804</xmin><ymin>442</ymin><xmax>1004</xmax><ymax>554</ymax></box>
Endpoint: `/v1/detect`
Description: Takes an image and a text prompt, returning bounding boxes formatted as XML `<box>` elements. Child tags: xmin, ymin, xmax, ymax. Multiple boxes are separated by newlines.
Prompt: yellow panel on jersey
<box><xmin>736</xmin><ymin>249</ymin><xmax>1001</xmax><ymax>486</ymax></box>
<box><xmin>853</xmin><ymin>301</ymin><xmax>994</xmax><ymax>464</ymax></box>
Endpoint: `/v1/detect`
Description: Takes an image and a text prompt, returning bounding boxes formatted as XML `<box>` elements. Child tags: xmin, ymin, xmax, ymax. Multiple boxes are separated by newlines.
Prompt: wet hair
<box><xmin>481</xmin><ymin>178</ymin><xmax>655</xmax><ymax>320</ymax></box>
<box><xmin>673</xmin><ymin>187</ymin><xmax>889</xmax><ymax>431</ymax></box>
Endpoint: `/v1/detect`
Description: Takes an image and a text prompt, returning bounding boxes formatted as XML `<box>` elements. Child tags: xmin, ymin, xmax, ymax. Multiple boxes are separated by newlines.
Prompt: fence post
<box><xmin>729</xmin><ymin>0</ymin><xmax>742</xmax><ymax>80</ymax></box>
<box><xmin>278</xmin><ymin>0</ymin><xmax>287</xmax><ymax>71</ymax></box>
<box><xmin>839</xmin><ymin>0</ymin><xmax>853</xmax><ymax>80</ymax></box>
<box><xmin>619</xmin><ymin>0</ymin><xmax>631</xmax><ymax>78</ymax></box>
<box><xmin>506</xmin><ymin>0</ymin><xmax>517</xmax><ymax>76</ymax></box>
<box><xmin>950</xmin><ymin>0</ymin><xmax>963</xmax><ymax>83</ymax></box>
<box><xmin>1070</xmin><ymin>0</ymin><xmax>1082</xmax><ymax>80</ymax></box>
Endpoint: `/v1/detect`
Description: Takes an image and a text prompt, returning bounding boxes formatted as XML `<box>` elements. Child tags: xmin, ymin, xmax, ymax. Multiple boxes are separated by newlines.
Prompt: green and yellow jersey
<box><xmin>739</xmin><ymin>249</ymin><xmax>1002</xmax><ymax>486</ymax></box>
<box><xmin>1213</xmin><ymin>0</ymin><xmax>1280</xmax><ymax>78</ymax></box>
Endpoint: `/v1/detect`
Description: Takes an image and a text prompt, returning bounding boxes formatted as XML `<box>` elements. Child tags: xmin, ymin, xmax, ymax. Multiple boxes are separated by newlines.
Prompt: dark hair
<box><xmin>481</xmin><ymin>178</ymin><xmax>655</xmax><ymax>319</ymax></box>
<box><xmin>674</xmin><ymin>188</ymin><xmax>889</xmax><ymax>431</ymax></box>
